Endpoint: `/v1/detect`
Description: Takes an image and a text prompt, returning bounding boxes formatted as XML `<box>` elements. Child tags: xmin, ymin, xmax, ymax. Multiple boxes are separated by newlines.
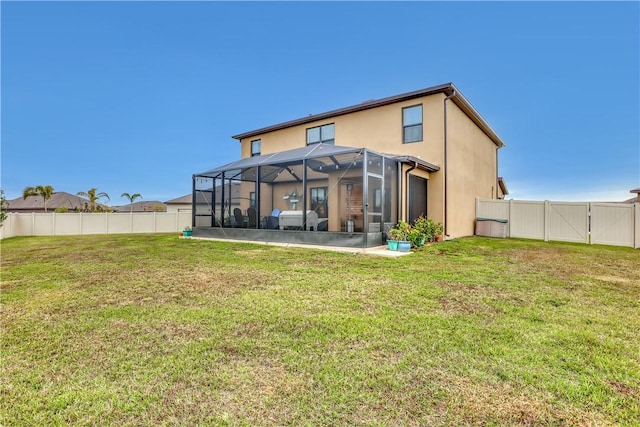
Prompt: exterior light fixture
<box><xmin>284</xmin><ymin>188</ymin><xmax>300</xmax><ymax>210</ymax></box>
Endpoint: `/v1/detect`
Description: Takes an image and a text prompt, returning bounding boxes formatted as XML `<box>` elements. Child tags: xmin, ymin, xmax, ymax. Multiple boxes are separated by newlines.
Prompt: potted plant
<box><xmin>386</xmin><ymin>229</ymin><xmax>400</xmax><ymax>251</ymax></box>
<box><xmin>389</xmin><ymin>220</ymin><xmax>412</xmax><ymax>252</ymax></box>
<box><xmin>430</xmin><ymin>220</ymin><xmax>444</xmax><ymax>242</ymax></box>
<box><xmin>183</xmin><ymin>226</ymin><xmax>192</xmax><ymax>237</ymax></box>
<box><xmin>413</xmin><ymin>216</ymin><xmax>443</xmax><ymax>243</ymax></box>
<box><xmin>408</xmin><ymin>228</ymin><xmax>426</xmax><ymax>248</ymax></box>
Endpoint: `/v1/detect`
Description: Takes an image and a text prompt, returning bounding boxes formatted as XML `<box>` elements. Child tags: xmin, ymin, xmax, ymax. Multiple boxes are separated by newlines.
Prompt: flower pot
<box><xmin>183</xmin><ymin>230</ymin><xmax>192</xmax><ymax>237</ymax></box>
<box><xmin>387</xmin><ymin>240</ymin><xmax>399</xmax><ymax>251</ymax></box>
<box><xmin>397</xmin><ymin>241</ymin><xmax>411</xmax><ymax>252</ymax></box>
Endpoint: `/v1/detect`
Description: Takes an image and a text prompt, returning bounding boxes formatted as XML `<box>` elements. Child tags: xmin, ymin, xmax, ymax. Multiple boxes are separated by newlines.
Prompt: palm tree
<box><xmin>23</xmin><ymin>185</ymin><xmax>55</xmax><ymax>212</ymax></box>
<box><xmin>121</xmin><ymin>192</ymin><xmax>142</xmax><ymax>212</ymax></box>
<box><xmin>77</xmin><ymin>188</ymin><xmax>110</xmax><ymax>212</ymax></box>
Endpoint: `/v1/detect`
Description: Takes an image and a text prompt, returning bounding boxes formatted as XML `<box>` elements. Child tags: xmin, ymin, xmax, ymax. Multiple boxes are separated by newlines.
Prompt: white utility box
<box><xmin>279</xmin><ymin>210</ymin><xmax>319</xmax><ymax>231</ymax></box>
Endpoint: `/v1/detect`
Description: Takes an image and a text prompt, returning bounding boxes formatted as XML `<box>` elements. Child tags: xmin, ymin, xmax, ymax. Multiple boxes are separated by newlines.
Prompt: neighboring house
<box><xmin>167</xmin><ymin>184</ymin><xmax>242</xmax><ymax>214</ymax></box>
<box><xmin>7</xmin><ymin>192</ymin><xmax>108</xmax><ymax>213</ymax></box>
<box><xmin>112</xmin><ymin>201</ymin><xmax>166</xmax><ymax>212</ymax></box>
<box><xmin>497</xmin><ymin>177</ymin><xmax>509</xmax><ymax>200</ymax></box>
<box><xmin>610</xmin><ymin>188</ymin><xmax>639</xmax><ymax>204</ymax></box>
<box><xmin>165</xmin><ymin>194</ymin><xmax>193</xmax><ymax>213</ymax></box>
<box><xmin>193</xmin><ymin>82</ymin><xmax>507</xmax><ymax>247</ymax></box>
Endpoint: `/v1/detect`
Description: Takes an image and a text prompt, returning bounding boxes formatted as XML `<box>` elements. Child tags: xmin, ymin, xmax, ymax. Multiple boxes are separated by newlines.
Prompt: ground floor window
<box><xmin>310</xmin><ymin>186</ymin><xmax>328</xmax><ymax>218</ymax></box>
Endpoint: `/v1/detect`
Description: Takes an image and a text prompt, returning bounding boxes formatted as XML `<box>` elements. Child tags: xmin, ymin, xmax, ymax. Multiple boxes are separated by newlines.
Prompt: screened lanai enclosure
<box><xmin>191</xmin><ymin>144</ymin><xmax>438</xmax><ymax>248</ymax></box>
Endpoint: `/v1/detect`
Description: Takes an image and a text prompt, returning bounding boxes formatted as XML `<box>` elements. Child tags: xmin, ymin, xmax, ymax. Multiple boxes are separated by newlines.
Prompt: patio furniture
<box><xmin>279</xmin><ymin>210</ymin><xmax>319</xmax><ymax>231</ymax></box>
<box><xmin>233</xmin><ymin>208</ymin><xmax>245</xmax><ymax>227</ymax></box>
<box><xmin>263</xmin><ymin>215</ymin><xmax>279</xmax><ymax>229</ymax></box>
<box><xmin>247</xmin><ymin>207</ymin><xmax>257</xmax><ymax>228</ymax></box>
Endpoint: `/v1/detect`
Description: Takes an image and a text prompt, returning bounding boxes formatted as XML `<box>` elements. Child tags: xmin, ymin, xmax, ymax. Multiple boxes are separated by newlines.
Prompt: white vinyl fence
<box><xmin>0</xmin><ymin>212</ymin><xmax>192</xmax><ymax>240</ymax></box>
<box><xmin>476</xmin><ymin>199</ymin><xmax>640</xmax><ymax>249</ymax></box>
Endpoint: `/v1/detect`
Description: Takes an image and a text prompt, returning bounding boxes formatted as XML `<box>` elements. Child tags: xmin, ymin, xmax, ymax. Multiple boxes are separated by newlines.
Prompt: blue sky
<box><xmin>2</xmin><ymin>1</ymin><xmax>639</xmax><ymax>204</ymax></box>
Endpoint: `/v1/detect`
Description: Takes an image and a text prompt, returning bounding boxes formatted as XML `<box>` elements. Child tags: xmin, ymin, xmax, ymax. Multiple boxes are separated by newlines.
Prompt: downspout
<box><xmin>495</xmin><ymin>148</ymin><xmax>499</xmax><ymax>199</ymax></box>
<box><xmin>404</xmin><ymin>161</ymin><xmax>418</xmax><ymax>221</ymax></box>
<box><xmin>443</xmin><ymin>88</ymin><xmax>456</xmax><ymax>237</ymax></box>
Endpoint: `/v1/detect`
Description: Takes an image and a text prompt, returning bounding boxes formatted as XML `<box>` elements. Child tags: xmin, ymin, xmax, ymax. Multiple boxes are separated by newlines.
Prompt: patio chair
<box><xmin>264</xmin><ymin>215</ymin><xmax>279</xmax><ymax>229</ymax></box>
<box><xmin>233</xmin><ymin>208</ymin><xmax>244</xmax><ymax>227</ymax></box>
<box><xmin>247</xmin><ymin>207</ymin><xmax>257</xmax><ymax>228</ymax></box>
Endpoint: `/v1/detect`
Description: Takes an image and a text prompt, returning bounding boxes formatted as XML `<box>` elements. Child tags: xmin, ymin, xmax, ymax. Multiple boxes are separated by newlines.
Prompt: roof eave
<box><xmin>392</xmin><ymin>155</ymin><xmax>440</xmax><ymax>173</ymax></box>
<box><xmin>498</xmin><ymin>177</ymin><xmax>509</xmax><ymax>195</ymax></box>
<box><xmin>449</xmin><ymin>83</ymin><xmax>505</xmax><ymax>148</ymax></box>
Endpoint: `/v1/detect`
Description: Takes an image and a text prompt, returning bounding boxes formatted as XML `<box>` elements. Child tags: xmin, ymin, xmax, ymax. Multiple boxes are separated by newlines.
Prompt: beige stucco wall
<box><xmin>240</xmin><ymin>94</ymin><xmax>446</xmax><ymax>163</ymax></box>
<box><xmin>447</xmin><ymin>102</ymin><xmax>498</xmax><ymax>237</ymax></box>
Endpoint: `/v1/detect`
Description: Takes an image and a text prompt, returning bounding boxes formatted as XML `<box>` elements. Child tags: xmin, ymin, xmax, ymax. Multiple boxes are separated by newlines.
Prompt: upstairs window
<box><xmin>251</xmin><ymin>139</ymin><xmax>261</xmax><ymax>157</ymax></box>
<box><xmin>403</xmin><ymin>105</ymin><xmax>423</xmax><ymax>143</ymax></box>
<box><xmin>307</xmin><ymin>123</ymin><xmax>335</xmax><ymax>145</ymax></box>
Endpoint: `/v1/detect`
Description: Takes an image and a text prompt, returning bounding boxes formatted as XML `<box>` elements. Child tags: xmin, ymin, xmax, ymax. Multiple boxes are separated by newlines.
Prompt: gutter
<box><xmin>443</xmin><ymin>88</ymin><xmax>456</xmax><ymax>237</ymax></box>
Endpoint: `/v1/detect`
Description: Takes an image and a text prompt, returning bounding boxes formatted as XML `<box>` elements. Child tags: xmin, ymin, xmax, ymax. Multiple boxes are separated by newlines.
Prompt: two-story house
<box><xmin>192</xmin><ymin>82</ymin><xmax>506</xmax><ymax>248</ymax></box>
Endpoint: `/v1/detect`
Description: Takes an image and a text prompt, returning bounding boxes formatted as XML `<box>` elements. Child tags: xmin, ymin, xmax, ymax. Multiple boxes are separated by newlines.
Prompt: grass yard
<box><xmin>1</xmin><ymin>234</ymin><xmax>639</xmax><ymax>426</ymax></box>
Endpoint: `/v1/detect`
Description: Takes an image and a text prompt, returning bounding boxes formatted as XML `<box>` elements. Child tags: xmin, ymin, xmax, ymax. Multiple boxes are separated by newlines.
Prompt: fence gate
<box><xmin>590</xmin><ymin>203</ymin><xmax>635</xmax><ymax>247</ymax></box>
<box><xmin>547</xmin><ymin>202</ymin><xmax>589</xmax><ymax>244</ymax></box>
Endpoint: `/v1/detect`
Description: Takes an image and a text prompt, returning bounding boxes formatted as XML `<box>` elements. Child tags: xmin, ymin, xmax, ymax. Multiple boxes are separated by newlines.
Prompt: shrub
<box><xmin>408</xmin><ymin>228</ymin><xmax>425</xmax><ymax>248</ymax></box>
<box><xmin>413</xmin><ymin>215</ymin><xmax>443</xmax><ymax>242</ymax></box>
<box><xmin>388</xmin><ymin>220</ymin><xmax>411</xmax><ymax>241</ymax></box>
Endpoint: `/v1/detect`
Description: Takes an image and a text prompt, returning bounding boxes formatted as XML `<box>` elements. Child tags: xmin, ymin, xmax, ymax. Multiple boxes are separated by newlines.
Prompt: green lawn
<box><xmin>1</xmin><ymin>235</ymin><xmax>638</xmax><ymax>426</ymax></box>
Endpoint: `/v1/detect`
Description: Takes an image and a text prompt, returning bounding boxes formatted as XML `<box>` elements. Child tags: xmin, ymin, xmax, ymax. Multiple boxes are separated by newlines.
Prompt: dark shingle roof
<box><xmin>7</xmin><ymin>192</ymin><xmax>107</xmax><ymax>212</ymax></box>
<box><xmin>112</xmin><ymin>201</ymin><xmax>166</xmax><ymax>212</ymax></box>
